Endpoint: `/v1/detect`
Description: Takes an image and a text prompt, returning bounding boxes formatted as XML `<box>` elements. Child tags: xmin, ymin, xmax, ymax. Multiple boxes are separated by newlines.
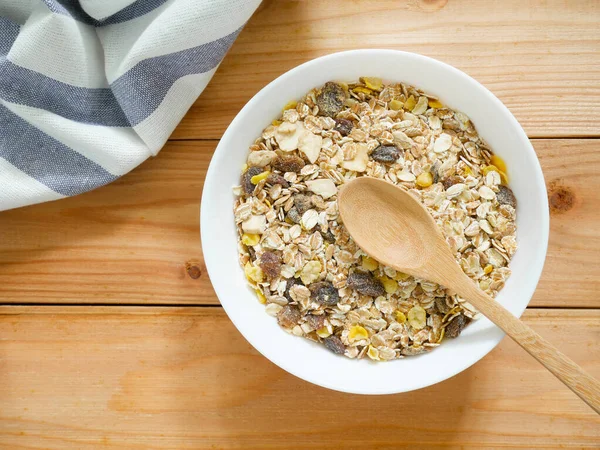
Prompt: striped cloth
<box><xmin>0</xmin><ymin>0</ymin><xmax>261</xmax><ymax>211</ymax></box>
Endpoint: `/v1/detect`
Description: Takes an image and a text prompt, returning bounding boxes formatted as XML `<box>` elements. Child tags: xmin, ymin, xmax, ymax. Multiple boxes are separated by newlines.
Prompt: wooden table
<box><xmin>1</xmin><ymin>1</ymin><xmax>599</xmax><ymax>448</ymax></box>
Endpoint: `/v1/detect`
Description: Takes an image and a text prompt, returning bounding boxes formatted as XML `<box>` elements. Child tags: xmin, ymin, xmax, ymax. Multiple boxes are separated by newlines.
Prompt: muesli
<box><xmin>233</xmin><ymin>78</ymin><xmax>517</xmax><ymax>361</ymax></box>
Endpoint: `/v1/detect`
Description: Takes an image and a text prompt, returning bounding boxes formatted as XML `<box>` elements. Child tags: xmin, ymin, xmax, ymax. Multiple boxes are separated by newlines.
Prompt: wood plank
<box><xmin>0</xmin><ymin>139</ymin><xmax>598</xmax><ymax>307</ymax></box>
<box><xmin>535</xmin><ymin>139</ymin><xmax>600</xmax><ymax>307</ymax></box>
<box><xmin>0</xmin><ymin>307</ymin><xmax>598</xmax><ymax>449</ymax></box>
<box><xmin>171</xmin><ymin>0</ymin><xmax>600</xmax><ymax>140</ymax></box>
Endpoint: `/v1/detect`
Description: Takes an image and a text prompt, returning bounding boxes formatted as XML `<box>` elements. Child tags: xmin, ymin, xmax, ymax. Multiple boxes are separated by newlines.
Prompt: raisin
<box><xmin>334</xmin><ymin>118</ymin><xmax>353</xmax><ymax>136</ymax></box>
<box><xmin>346</xmin><ymin>272</ymin><xmax>385</xmax><ymax>297</ymax></box>
<box><xmin>309</xmin><ymin>281</ymin><xmax>340</xmax><ymax>306</ymax></box>
<box><xmin>442</xmin><ymin>176</ymin><xmax>462</xmax><ymax>190</ymax></box>
<box><xmin>294</xmin><ymin>194</ymin><xmax>312</xmax><ymax>214</ymax></box>
<box><xmin>266</xmin><ymin>173</ymin><xmax>289</xmax><ymax>188</ymax></box>
<box><xmin>272</xmin><ymin>155</ymin><xmax>305</xmax><ymax>173</ymax></box>
<box><xmin>434</xmin><ymin>297</ymin><xmax>450</xmax><ymax>314</ymax></box>
<box><xmin>259</xmin><ymin>251</ymin><xmax>281</xmax><ymax>280</ymax></box>
<box><xmin>316</xmin><ymin>82</ymin><xmax>346</xmax><ymax>118</ymax></box>
<box><xmin>287</xmin><ymin>207</ymin><xmax>301</xmax><ymax>224</ymax></box>
<box><xmin>277</xmin><ymin>305</ymin><xmax>301</xmax><ymax>329</ymax></box>
<box><xmin>305</xmin><ymin>313</ymin><xmax>325</xmax><ymax>330</ymax></box>
<box><xmin>445</xmin><ymin>314</ymin><xmax>470</xmax><ymax>338</ymax></box>
<box><xmin>371</xmin><ymin>145</ymin><xmax>401</xmax><ymax>163</ymax></box>
<box><xmin>314</xmin><ymin>225</ymin><xmax>335</xmax><ymax>243</ymax></box>
<box><xmin>321</xmin><ymin>229</ymin><xmax>335</xmax><ymax>243</ymax></box>
<box><xmin>496</xmin><ymin>185</ymin><xmax>517</xmax><ymax>209</ymax></box>
<box><xmin>323</xmin><ymin>335</ymin><xmax>346</xmax><ymax>355</ymax></box>
<box><xmin>241</xmin><ymin>166</ymin><xmax>262</xmax><ymax>195</ymax></box>
<box><xmin>284</xmin><ymin>277</ymin><xmax>304</xmax><ymax>301</ymax></box>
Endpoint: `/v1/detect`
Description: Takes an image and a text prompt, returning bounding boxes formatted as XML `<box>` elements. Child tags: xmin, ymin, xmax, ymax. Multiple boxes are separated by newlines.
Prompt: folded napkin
<box><xmin>0</xmin><ymin>0</ymin><xmax>261</xmax><ymax>211</ymax></box>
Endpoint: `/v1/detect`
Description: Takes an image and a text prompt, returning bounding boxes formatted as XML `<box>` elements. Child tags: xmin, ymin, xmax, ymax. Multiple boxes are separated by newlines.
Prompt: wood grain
<box><xmin>0</xmin><ymin>139</ymin><xmax>598</xmax><ymax>307</ymax></box>
<box><xmin>0</xmin><ymin>307</ymin><xmax>598</xmax><ymax>449</ymax></box>
<box><xmin>170</xmin><ymin>0</ymin><xmax>600</xmax><ymax>140</ymax></box>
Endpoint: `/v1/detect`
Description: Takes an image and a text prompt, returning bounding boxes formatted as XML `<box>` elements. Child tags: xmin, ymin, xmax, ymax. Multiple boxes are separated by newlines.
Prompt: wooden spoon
<box><xmin>338</xmin><ymin>176</ymin><xmax>600</xmax><ymax>413</ymax></box>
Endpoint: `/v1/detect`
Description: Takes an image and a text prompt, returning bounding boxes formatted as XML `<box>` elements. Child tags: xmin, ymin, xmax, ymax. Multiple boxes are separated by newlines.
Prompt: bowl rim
<box><xmin>201</xmin><ymin>49</ymin><xmax>550</xmax><ymax>394</ymax></box>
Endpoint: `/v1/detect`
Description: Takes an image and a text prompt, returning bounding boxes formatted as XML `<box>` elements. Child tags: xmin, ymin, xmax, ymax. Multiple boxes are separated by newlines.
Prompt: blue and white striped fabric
<box><xmin>0</xmin><ymin>0</ymin><xmax>261</xmax><ymax>211</ymax></box>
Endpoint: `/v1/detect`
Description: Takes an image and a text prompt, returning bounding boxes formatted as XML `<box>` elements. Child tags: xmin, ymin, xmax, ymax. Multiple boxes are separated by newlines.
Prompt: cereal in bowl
<box><xmin>233</xmin><ymin>78</ymin><xmax>517</xmax><ymax>361</ymax></box>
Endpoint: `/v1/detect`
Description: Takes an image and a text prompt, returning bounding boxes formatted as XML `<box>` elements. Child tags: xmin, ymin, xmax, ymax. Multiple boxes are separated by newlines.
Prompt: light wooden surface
<box><xmin>1</xmin><ymin>307</ymin><xmax>599</xmax><ymax>449</ymax></box>
<box><xmin>339</xmin><ymin>177</ymin><xmax>600</xmax><ymax>412</ymax></box>
<box><xmin>171</xmin><ymin>0</ymin><xmax>600</xmax><ymax>140</ymax></box>
<box><xmin>0</xmin><ymin>139</ymin><xmax>597</xmax><ymax>307</ymax></box>
<box><xmin>1</xmin><ymin>0</ymin><xmax>599</xmax><ymax>448</ymax></box>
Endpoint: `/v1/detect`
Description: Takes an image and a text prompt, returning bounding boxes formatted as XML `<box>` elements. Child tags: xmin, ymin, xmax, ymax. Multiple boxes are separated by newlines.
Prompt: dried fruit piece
<box><xmin>277</xmin><ymin>305</ymin><xmax>301</xmax><ymax>329</ymax></box>
<box><xmin>244</xmin><ymin>262</ymin><xmax>264</xmax><ymax>283</ymax></box>
<box><xmin>241</xmin><ymin>233</ymin><xmax>260</xmax><ymax>246</ymax></box>
<box><xmin>484</xmin><ymin>264</ymin><xmax>493</xmax><ymax>275</ymax></box>
<box><xmin>287</xmin><ymin>207</ymin><xmax>301</xmax><ymax>224</ymax></box>
<box><xmin>284</xmin><ymin>277</ymin><xmax>304</xmax><ymax>301</ymax></box>
<box><xmin>255</xmin><ymin>289</ymin><xmax>267</xmax><ymax>304</ymax></box>
<box><xmin>388</xmin><ymin>99</ymin><xmax>403</xmax><ymax>111</ymax></box>
<box><xmin>241</xmin><ymin>166</ymin><xmax>262</xmax><ymax>194</ymax></box>
<box><xmin>361</xmin><ymin>256</ymin><xmax>379</xmax><ymax>271</ymax></box>
<box><xmin>394</xmin><ymin>310</ymin><xmax>407</xmax><ymax>323</ymax></box>
<box><xmin>306</xmin><ymin>313</ymin><xmax>326</xmax><ymax>330</ymax></box>
<box><xmin>346</xmin><ymin>272</ymin><xmax>385</xmax><ymax>297</ymax></box>
<box><xmin>407</xmin><ymin>306</ymin><xmax>427</xmax><ymax>330</ymax></box>
<box><xmin>309</xmin><ymin>281</ymin><xmax>340</xmax><ymax>306</ymax></box>
<box><xmin>490</xmin><ymin>154</ymin><xmax>507</xmax><ymax>173</ymax></box>
<box><xmin>371</xmin><ymin>145</ymin><xmax>400</xmax><ymax>163</ymax></box>
<box><xmin>334</xmin><ymin>118</ymin><xmax>353</xmax><ymax>136</ymax></box>
<box><xmin>294</xmin><ymin>194</ymin><xmax>313</xmax><ymax>214</ymax></box>
<box><xmin>352</xmin><ymin>86</ymin><xmax>373</xmax><ymax>96</ymax></box>
<box><xmin>272</xmin><ymin>155</ymin><xmax>305</xmax><ymax>173</ymax></box>
<box><xmin>379</xmin><ymin>276</ymin><xmax>398</xmax><ymax>294</ymax></box>
<box><xmin>316</xmin><ymin>82</ymin><xmax>346</xmax><ymax>118</ymax></box>
<box><xmin>496</xmin><ymin>185</ymin><xmax>517</xmax><ymax>208</ymax></box>
<box><xmin>348</xmin><ymin>325</ymin><xmax>369</xmax><ymax>342</ymax></box>
<box><xmin>394</xmin><ymin>271</ymin><xmax>411</xmax><ymax>281</ymax></box>
<box><xmin>431</xmin><ymin>160</ymin><xmax>441</xmax><ymax>183</ymax></box>
<box><xmin>250</xmin><ymin>170</ymin><xmax>270</xmax><ymax>185</ymax></box>
<box><xmin>434</xmin><ymin>297</ymin><xmax>451</xmax><ymax>314</ymax></box>
<box><xmin>318</xmin><ymin>226</ymin><xmax>335</xmax><ymax>243</ymax></box>
<box><xmin>323</xmin><ymin>335</ymin><xmax>346</xmax><ymax>355</ymax></box>
<box><xmin>442</xmin><ymin>176</ymin><xmax>462</xmax><ymax>190</ymax></box>
<box><xmin>316</xmin><ymin>326</ymin><xmax>332</xmax><ymax>338</ymax></box>
<box><xmin>404</xmin><ymin>95</ymin><xmax>416</xmax><ymax>111</ymax></box>
<box><xmin>416</xmin><ymin>172</ymin><xmax>433</xmax><ymax>188</ymax></box>
<box><xmin>283</xmin><ymin>100</ymin><xmax>298</xmax><ymax>111</ymax></box>
<box><xmin>259</xmin><ymin>251</ymin><xmax>282</xmax><ymax>280</ymax></box>
<box><xmin>266</xmin><ymin>173</ymin><xmax>289</xmax><ymax>187</ymax></box>
<box><xmin>360</xmin><ymin>77</ymin><xmax>383</xmax><ymax>91</ymax></box>
<box><xmin>428</xmin><ymin>98</ymin><xmax>443</xmax><ymax>108</ymax></box>
<box><xmin>445</xmin><ymin>314</ymin><xmax>470</xmax><ymax>338</ymax></box>
<box><xmin>482</xmin><ymin>165</ymin><xmax>500</xmax><ymax>176</ymax></box>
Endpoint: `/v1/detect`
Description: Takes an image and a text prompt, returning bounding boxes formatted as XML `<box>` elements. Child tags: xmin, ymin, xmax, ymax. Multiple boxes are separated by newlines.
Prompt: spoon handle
<box><xmin>457</xmin><ymin>278</ymin><xmax>600</xmax><ymax>414</ymax></box>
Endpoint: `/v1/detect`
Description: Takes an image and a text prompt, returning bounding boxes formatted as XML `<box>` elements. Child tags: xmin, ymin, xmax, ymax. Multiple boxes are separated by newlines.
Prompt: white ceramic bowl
<box><xmin>201</xmin><ymin>50</ymin><xmax>549</xmax><ymax>394</ymax></box>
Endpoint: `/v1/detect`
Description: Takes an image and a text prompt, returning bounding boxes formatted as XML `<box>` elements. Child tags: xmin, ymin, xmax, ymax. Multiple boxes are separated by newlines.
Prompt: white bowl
<box><xmin>201</xmin><ymin>50</ymin><xmax>549</xmax><ymax>394</ymax></box>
